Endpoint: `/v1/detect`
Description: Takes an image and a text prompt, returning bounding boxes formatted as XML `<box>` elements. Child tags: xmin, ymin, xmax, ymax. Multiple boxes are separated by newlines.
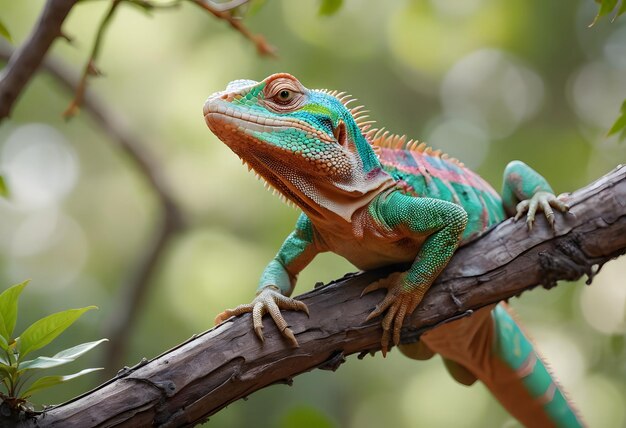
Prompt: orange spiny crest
<box><xmin>314</xmin><ymin>89</ymin><xmax>371</xmax><ymax>127</ymax></box>
<box><xmin>317</xmin><ymin>87</ymin><xmax>464</xmax><ymax>167</ymax></box>
<box><xmin>368</xmin><ymin>130</ymin><xmax>465</xmax><ymax>167</ymax></box>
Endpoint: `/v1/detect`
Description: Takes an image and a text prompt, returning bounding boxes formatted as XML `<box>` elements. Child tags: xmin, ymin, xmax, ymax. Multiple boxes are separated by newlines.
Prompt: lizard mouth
<box><xmin>203</xmin><ymin>102</ymin><xmax>325</xmax><ymax>216</ymax></box>
<box><xmin>203</xmin><ymin>99</ymin><xmax>335</xmax><ymax>143</ymax></box>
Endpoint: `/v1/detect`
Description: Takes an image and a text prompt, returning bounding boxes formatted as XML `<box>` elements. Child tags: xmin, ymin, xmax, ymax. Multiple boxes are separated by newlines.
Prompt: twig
<box><xmin>206</xmin><ymin>0</ymin><xmax>250</xmax><ymax>12</ymax></box>
<box><xmin>15</xmin><ymin>165</ymin><xmax>626</xmax><ymax>427</ymax></box>
<box><xmin>188</xmin><ymin>0</ymin><xmax>277</xmax><ymax>57</ymax></box>
<box><xmin>0</xmin><ymin>0</ymin><xmax>78</xmax><ymax>122</ymax></box>
<box><xmin>63</xmin><ymin>0</ymin><xmax>185</xmax><ymax>118</ymax></box>
<box><xmin>0</xmin><ymin>44</ymin><xmax>185</xmax><ymax>377</ymax></box>
<box><xmin>63</xmin><ymin>0</ymin><xmax>273</xmax><ymax>117</ymax></box>
<box><xmin>63</xmin><ymin>0</ymin><xmax>123</xmax><ymax>118</ymax></box>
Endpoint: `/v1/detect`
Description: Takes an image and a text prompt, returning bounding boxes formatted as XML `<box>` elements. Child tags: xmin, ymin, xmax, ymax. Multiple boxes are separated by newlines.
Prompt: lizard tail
<box><xmin>399</xmin><ymin>303</ymin><xmax>585</xmax><ymax>428</ymax></box>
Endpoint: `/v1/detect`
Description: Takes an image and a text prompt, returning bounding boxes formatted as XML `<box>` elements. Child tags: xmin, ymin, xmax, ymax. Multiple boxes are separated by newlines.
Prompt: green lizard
<box><xmin>203</xmin><ymin>73</ymin><xmax>583</xmax><ymax>427</ymax></box>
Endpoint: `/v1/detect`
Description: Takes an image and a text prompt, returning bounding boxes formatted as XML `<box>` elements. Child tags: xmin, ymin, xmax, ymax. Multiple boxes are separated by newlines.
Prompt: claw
<box><xmin>214</xmin><ymin>287</ymin><xmax>308</xmax><ymax>347</ymax></box>
<box><xmin>540</xmin><ymin>199</ymin><xmax>555</xmax><ymax>229</ymax></box>
<box><xmin>215</xmin><ymin>303</ymin><xmax>253</xmax><ymax>325</ymax></box>
<box><xmin>366</xmin><ymin>288</ymin><xmax>400</xmax><ymax>322</ymax></box>
<box><xmin>381</xmin><ymin>330</ymin><xmax>391</xmax><ymax>357</ymax></box>
<box><xmin>362</xmin><ymin>273</ymin><xmax>425</xmax><ymax>357</ymax></box>
<box><xmin>514</xmin><ymin>191</ymin><xmax>570</xmax><ymax>230</ymax></box>
<box><xmin>393</xmin><ymin>303</ymin><xmax>408</xmax><ymax>346</ymax></box>
<box><xmin>282</xmin><ymin>327</ymin><xmax>298</xmax><ymax>348</ymax></box>
<box><xmin>514</xmin><ymin>200</ymin><xmax>529</xmax><ymax>221</ymax></box>
<box><xmin>254</xmin><ymin>325</ymin><xmax>264</xmax><ymax>343</ymax></box>
<box><xmin>361</xmin><ymin>279</ymin><xmax>388</xmax><ymax>297</ymax></box>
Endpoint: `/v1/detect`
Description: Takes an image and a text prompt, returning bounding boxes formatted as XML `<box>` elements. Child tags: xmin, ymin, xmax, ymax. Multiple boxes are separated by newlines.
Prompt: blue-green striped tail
<box><xmin>400</xmin><ymin>303</ymin><xmax>585</xmax><ymax>427</ymax></box>
<box><xmin>491</xmin><ymin>304</ymin><xmax>584</xmax><ymax>427</ymax></box>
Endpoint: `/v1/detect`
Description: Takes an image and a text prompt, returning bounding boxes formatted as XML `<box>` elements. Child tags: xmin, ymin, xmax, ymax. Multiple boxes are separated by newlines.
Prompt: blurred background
<box><xmin>0</xmin><ymin>0</ymin><xmax>625</xmax><ymax>426</ymax></box>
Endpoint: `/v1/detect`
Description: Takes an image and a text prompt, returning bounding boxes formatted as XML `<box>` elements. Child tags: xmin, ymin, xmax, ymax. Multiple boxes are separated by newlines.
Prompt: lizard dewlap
<box><xmin>204</xmin><ymin>73</ymin><xmax>582</xmax><ymax>428</ymax></box>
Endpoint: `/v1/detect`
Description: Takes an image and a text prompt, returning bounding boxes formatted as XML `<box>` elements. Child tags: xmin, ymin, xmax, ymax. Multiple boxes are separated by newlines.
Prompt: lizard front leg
<box><xmin>502</xmin><ymin>160</ymin><xmax>569</xmax><ymax>229</ymax></box>
<box><xmin>215</xmin><ymin>213</ymin><xmax>319</xmax><ymax>346</ymax></box>
<box><xmin>363</xmin><ymin>192</ymin><xmax>468</xmax><ymax>355</ymax></box>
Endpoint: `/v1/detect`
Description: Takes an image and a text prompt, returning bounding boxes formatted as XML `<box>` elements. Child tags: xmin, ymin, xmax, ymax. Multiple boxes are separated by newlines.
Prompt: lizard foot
<box><xmin>362</xmin><ymin>273</ymin><xmax>425</xmax><ymax>357</ymax></box>
<box><xmin>214</xmin><ymin>286</ymin><xmax>309</xmax><ymax>347</ymax></box>
<box><xmin>514</xmin><ymin>191</ymin><xmax>569</xmax><ymax>231</ymax></box>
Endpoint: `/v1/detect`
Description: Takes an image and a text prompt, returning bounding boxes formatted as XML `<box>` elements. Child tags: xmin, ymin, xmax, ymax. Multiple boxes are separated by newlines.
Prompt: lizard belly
<box><xmin>321</xmin><ymin>231</ymin><xmax>426</xmax><ymax>271</ymax></box>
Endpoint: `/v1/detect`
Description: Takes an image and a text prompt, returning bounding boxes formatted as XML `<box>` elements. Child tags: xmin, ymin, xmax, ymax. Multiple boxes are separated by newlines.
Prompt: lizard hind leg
<box><xmin>399</xmin><ymin>330</ymin><xmax>478</xmax><ymax>386</ymax></box>
<box><xmin>398</xmin><ymin>340</ymin><xmax>436</xmax><ymax>360</ymax></box>
<box><xmin>419</xmin><ymin>304</ymin><xmax>585</xmax><ymax>427</ymax></box>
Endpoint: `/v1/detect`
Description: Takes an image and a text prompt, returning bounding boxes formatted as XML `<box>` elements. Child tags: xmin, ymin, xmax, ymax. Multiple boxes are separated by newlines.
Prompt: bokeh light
<box><xmin>580</xmin><ymin>257</ymin><xmax>626</xmax><ymax>335</ymax></box>
<box><xmin>1</xmin><ymin>123</ymin><xmax>79</xmax><ymax>210</ymax></box>
<box><xmin>440</xmin><ymin>49</ymin><xmax>544</xmax><ymax>138</ymax></box>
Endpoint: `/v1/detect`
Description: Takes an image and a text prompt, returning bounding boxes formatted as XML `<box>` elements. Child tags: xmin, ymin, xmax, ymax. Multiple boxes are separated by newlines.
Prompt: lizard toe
<box><xmin>214</xmin><ymin>303</ymin><xmax>254</xmax><ymax>325</ymax></box>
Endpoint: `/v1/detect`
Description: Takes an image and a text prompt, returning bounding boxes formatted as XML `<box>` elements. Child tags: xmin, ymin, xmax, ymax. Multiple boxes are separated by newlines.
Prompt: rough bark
<box><xmin>16</xmin><ymin>165</ymin><xmax>626</xmax><ymax>427</ymax></box>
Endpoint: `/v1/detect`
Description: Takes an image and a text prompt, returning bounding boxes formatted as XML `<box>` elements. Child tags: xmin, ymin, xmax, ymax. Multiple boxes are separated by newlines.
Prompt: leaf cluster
<box><xmin>0</xmin><ymin>281</ymin><xmax>106</xmax><ymax>417</ymax></box>
<box><xmin>608</xmin><ymin>100</ymin><xmax>626</xmax><ymax>141</ymax></box>
<box><xmin>592</xmin><ymin>0</ymin><xmax>626</xmax><ymax>25</ymax></box>
<box><xmin>592</xmin><ymin>0</ymin><xmax>626</xmax><ymax>141</ymax></box>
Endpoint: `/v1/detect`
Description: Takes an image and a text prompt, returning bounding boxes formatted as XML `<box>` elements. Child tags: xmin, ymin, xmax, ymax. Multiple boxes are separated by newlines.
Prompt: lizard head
<box><xmin>203</xmin><ymin>73</ymin><xmax>394</xmax><ymax>224</ymax></box>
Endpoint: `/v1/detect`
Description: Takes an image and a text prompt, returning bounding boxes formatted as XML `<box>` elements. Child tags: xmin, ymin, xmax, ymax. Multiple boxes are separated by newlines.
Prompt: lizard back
<box><xmin>374</xmin><ymin>139</ymin><xmax>506</xmax><ymax>242</ymax></box>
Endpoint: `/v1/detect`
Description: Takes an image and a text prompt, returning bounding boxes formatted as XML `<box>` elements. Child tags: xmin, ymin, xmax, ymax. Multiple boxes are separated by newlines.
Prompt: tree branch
<box><xmin>189</xmin><ymin>0</ymin><xmax>277</xmax><ymax>57</ymax></box>
<box><xmin>18</xmin><ymin>165</ymin><xmax>626</xmax><ymax>427</ymax></box>
<box><xmin>62</xmin><ymin>0</ymin><xmax>124</xmax><ymax>118</ymax></box>
<box><xmin>0</xmin><ymin>44</ymin><xmax>185</xmax><ymax>377</ymax></box>
<box><xmin>0</xmin><ymin>0</ymin><xmax>78</xmax><ymax>122</ymax></box>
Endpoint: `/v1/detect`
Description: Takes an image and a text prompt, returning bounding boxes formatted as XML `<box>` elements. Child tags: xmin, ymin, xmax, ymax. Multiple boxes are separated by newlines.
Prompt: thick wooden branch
<box><xmin>20</xmin><ymin>165</ymin><xmax>626</xmax><ymax>427</ymax></box>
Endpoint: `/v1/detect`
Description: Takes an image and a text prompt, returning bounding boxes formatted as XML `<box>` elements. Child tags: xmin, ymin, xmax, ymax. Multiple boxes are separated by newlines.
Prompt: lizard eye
<box><xmin>263</xmin><ymin>75</ymin><xmax>306</xmax><ymax>112</ymax></box>
<box><xmin>274</xmin><ymin>89</ymin><xmax>295</xmax><ymax>104</ymax></box>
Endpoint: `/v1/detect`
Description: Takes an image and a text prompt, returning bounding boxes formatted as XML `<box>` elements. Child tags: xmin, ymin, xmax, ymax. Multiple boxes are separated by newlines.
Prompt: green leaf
<box><xmin>52</xmin><ymin>339</ymin><xmax>108</xmax><ymax>360</ymax></box>
<box><xmin>0</xmin><ymin>349</ymin><xmax>9</xmax><ymax>365</ymax></box>
<box><xmin>18</xmin><ymin>356</ymin><xmax>72</xmax><ymax>371</ymax></box>
<box><xmin>0</xmin><ymin>333</ymin><xmax>8</xmax><ymax>353</ymax></box>
<box><xmin>607</xmin><ymin>100</ymin><xmax>626</xmax><ymax>140</ymax></box>
<box><xmin>591</xmin><ymin>0</ymin><xmax>618</xmax><ymax>25</ymax></box>
<box><xmin>0</xmin><ymin>280</ymin><xmax>29</xmax><ymax>341</ymax></box>
<box><xmin>318</xmin><ymin>0</ymin><xmax>343</xmax><ymax>16</ymax></box>
<box><xmin>0</xmin><ymin>175</ymin><xmax>8</xmax><ymax>198</ymax></box>
<box><xmin>0</xmin><ymin>362</ymin><xmax>12</xmax><ymax>380</ymax></box>
<box><xmin>21</xmin><ymin>367</ymin><xmax>103</xmax><ymax>398</ymax></box>
<box><xmin>619</xmin><ymin>0</ymin><xmax>626</xmax><ymax>17</ymax></box>
<box><xmin>0</xmin><ymin>20</ymin><xmax>11</xmax><ymax>43</ymax></box>
<box><xmin>17</xmin><ymin>306</ymin><xmax>97</xmax><ymax>359</ymax></box>
<box><xmin>17</xmin><ymin>339</ymin><xmax>107</xmax><ymax>372</ymax></box>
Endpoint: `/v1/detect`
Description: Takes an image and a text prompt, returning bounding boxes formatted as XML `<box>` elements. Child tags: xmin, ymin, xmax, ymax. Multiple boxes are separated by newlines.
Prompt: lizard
<box><xmin>203</xmin><ymin>73</ymin><xmax>584</xmax><ymax>427</ymax></box>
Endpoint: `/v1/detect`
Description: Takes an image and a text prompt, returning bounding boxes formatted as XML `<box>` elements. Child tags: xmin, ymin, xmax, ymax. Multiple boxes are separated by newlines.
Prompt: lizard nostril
<box><xmin>220</xmin><ymin>93</ymin><xmax>229</xmax><ymax>100</ymax></box>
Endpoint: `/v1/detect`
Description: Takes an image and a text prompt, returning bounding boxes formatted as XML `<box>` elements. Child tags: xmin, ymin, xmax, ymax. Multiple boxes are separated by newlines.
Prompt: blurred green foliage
<box><xmin>0</xmin><ymin>19</ymin><xmax>10</xmax><ymax>43</ymax></box>
<box><xmin>279</xmin><ymin>405</ymin><xmax>337</xmax><ymax>428</ymax></box>
<box><xmin>593</xmin><ymin>0</ymin><xmax>626</xmax><ymax>139</ymax></box>
<box><xmin>0</xmin><ymin>175</ymin><xmax>8</xmax><ymax>198</ymax></box>
<box><xmin>608</xmin><ymin>100</ymin><xmax>626</xmax><ymax>140</ymax></box>
<box><xmin>318</xmin><ymin>0</ymin><xmax>343</xmax><ymax>16</ymax></box>
<box><xmin>0</xmin><ymin>0</ymin><xmax>625</xmax><ymax>427</ymax></box>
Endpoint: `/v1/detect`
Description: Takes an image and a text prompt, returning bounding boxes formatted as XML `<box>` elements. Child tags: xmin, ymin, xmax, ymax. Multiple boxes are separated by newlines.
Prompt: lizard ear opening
<box><xmin>333</xmin><ymin>120</ymin><xmax>347</xmax><ymax>148</ymax></box>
